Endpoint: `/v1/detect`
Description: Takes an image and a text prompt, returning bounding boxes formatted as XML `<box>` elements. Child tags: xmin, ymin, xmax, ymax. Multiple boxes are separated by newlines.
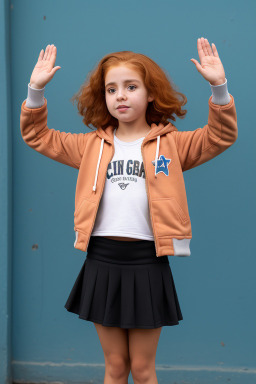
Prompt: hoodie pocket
<box><xmin>74</xmin><ymin>197</ymin><xmax>96</xmax><ymax>232</ymax></box>
<box><xmin>74</xmin><ymin>198</ymin><xmax>86</xmax><ymax>217</ymax></box>
<box><xmin>151</xmin><ymin>197</ymin><xmax>190</xmax><ymax>236</ymax></box>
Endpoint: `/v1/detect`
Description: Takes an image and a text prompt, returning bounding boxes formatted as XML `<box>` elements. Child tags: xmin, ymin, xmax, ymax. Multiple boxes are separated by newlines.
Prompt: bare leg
<box><xmin>94</xmin><ymin>323</ymin><xmax>131</xmax><ymax>384</ymax></box>
<box><xmin>128</xmin><ymin>327</ymin><xmax>162</xmax><ymax>384</ymax></box>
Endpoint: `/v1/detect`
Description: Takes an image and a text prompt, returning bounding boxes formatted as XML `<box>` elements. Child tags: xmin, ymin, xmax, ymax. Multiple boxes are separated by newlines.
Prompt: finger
<box><xmin>45</xmin><ymin>44</ymin><xmax>52</xmax><ymax>61</ymax></box>
<box><xmin>211</xmin><ymin>43</ymin><xmax>219</xmax><ymax>58</ymax></box>
<box><xmin>204</xmin><ymin>38</ymin><xmax>214</xmax><ymax>56</ymax></box>
<box><xmin>47</xmin><ymin>44</ymin><xmax>53</xmax><ymax>62</ymax></box>
<box><xmin>49</xmin><ymin>46</ymin><xmax>57</xmax><ymax>67</ymax></box>
<box><xmin>43</xmin><ymin>45</ymin><xmax>50</xmax><ymax>60</ymax></box>
<box><xmin>190</xmin><ymin>58</ymin><xmax>202</xmax><ymax>72</ymax></box>
<box><xmin>54</xmin><ymin>66</ymin><xmax>61</xmax><ymax>73</ymax></box>
<box><xmin>201</xmin><ymin>37</ymin><xmax>208</xmax><ymax>56</ymax></box>
<box><xmin>38</xmin><ymin>49</ymin><xmax>44</xmax><ymax>61</ymax></box>
<box><xmin>50</xmin><ymin>66</ymin><xmax>61</xmax><ymax>77</ymax></box>
<box><xmin>46</xmin><ymin>44</ymin><xmax>54</xmax><ymax>61</ymax></box>
<box><xmin>197</xmin><ymin>38</ymin><xmax>205</xmax><ymax>63</ymax></box>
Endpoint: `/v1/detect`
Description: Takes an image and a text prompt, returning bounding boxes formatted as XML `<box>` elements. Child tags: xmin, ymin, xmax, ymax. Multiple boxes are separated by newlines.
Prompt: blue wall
<box><xmin>1</xmin><ymin>0</ymin><xmax>256</xmax><ymax>383</ymax></box>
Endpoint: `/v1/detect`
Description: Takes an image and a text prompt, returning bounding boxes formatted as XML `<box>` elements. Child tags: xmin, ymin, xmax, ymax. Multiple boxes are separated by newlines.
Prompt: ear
<box><xmin>148</xmin><ymin>95</ymin><xmax>154</xmax><ymax>102</ymax></box>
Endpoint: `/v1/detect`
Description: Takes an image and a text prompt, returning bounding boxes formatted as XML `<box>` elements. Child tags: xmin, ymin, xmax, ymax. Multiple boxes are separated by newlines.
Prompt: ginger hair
<box><xmin>70</xmin><ymin>51</ymin><xmax>187</xmax><ymax>130</ymax></box>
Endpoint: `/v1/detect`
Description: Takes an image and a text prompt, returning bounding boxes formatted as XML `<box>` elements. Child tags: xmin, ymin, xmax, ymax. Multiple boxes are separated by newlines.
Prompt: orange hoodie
<box><xmin>20</xmin><ymin>94</ymin><xmax>238</xmax><ymax>257</ymax></box>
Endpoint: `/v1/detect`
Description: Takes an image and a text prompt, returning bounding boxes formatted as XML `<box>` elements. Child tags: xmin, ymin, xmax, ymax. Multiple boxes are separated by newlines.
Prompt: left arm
<box><xmin>173</xmin><ymin>37</ymin><xmax>238</xmax><ymax>172</ymax></box>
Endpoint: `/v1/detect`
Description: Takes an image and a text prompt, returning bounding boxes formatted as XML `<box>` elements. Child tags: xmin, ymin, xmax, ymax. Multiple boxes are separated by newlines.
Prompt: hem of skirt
<box><xmin>65</xmin><ymin>307</ymin><xmax>182</xmax><ymax>328</ymax></box>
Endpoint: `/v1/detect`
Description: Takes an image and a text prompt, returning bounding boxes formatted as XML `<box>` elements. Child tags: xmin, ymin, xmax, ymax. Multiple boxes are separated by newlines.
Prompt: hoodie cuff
<box><xmin>25</xmin><ymin>83</ymin><xmax>45</xmax><ymax>108</ymax></box>
<box><xmin>209</xmin><ymin>78</ymin><xmax>231</xmax><ymax>105</ymax></box>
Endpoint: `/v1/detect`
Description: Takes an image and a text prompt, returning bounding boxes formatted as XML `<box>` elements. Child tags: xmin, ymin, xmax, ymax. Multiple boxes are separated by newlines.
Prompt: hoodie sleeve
<box><xmin>25</xmin><ymin>83</ymin><xmax>45</xmax><ymax>108</ymax></box>
<box><xmin>20</xmin><ymin>97</ymin><xmax>91</xmax><ymax>169</ymax></box>
<box><xmin>208</xmin><ymin>78</ymin><xmax>231</xmax><ymax>105</ymax></box>
<box><xmin>173</xmin><ymin>90</ymin><xmax>238</xmax><ymax>172</ymax></box>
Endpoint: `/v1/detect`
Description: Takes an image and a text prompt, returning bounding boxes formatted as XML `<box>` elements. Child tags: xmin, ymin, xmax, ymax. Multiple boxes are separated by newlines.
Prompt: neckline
<box><xmin>114</xmin><ymin>128</ymin><xmax>145</xmax><ymax>146</ymax></box>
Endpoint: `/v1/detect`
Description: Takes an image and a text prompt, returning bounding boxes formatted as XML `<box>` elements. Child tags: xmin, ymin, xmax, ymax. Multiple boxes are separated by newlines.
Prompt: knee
<box><xmin>105</xmin><ymin>353</ymin><xmax>130</xmax><ymax>380</ymax></box>
<box><xmin>130</xmin><ymin>358</ymin><xmax>153</xmax><ymax>383</ymax></box>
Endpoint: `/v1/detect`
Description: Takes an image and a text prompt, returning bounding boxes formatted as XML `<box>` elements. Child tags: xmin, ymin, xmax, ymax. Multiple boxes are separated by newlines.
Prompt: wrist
<box><xmin>26</xmin><ymin>83</ymin><xmax>45</xmax><ymax>108</ymax></box>
<box><xmin>29</xmin><ymin>82</ymin><xmax>45</xmax><ymax>90</ymax></box>
<box><xmin>209</xmin><ymin>78</ymin><xmax>230</xmax><ymax>105</ymax></box>
<box><xmin>210</xmin><ymin>78</ymin><xmax>226</xmax><ymax>86</ymax></box>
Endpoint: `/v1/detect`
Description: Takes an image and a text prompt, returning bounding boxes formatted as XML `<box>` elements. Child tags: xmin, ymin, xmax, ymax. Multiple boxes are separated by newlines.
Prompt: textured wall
<box><xmin>1</xmin><ymin>0</ymin><xmax>255</xmax><ymax>383</ymax></box>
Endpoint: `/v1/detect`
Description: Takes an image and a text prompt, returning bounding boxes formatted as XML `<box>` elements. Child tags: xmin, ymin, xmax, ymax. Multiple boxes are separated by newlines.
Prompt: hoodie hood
<box><xmin>96</xmin><ymin>121</ymin><xmax>178</xmax><ymax>144</ymax></box>
<box><xmin>92</xmin><ymin>122</ymin><xmax>178</xmax><ymax>192</ymax></box>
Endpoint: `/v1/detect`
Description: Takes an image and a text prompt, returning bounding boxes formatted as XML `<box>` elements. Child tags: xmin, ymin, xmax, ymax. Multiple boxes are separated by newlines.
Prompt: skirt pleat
<box><xmin>65</xmin><ymin>236</ymin><xmax>183</xmax><ymax>329</ymax></box>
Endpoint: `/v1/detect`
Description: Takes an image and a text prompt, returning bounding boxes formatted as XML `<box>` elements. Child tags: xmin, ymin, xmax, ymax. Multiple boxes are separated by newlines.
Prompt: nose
<box><xmin>116</xmin><ymin>88</ymin><xmax>127</xmax><ymax>100</ymax></box>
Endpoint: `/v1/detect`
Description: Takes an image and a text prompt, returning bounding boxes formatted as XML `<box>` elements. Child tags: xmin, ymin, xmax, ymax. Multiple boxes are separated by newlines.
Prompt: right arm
<box><xmin>20</xmin><ymin>44</ymin><xmax>91</xmax><ymax>169</ymax></box>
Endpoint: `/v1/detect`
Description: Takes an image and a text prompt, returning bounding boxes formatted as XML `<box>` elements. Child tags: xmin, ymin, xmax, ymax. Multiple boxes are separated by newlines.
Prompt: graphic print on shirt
<box><xmin>106</xmin><ymin>154</ymin><xmax>172</xmax><ymax>191</ymax></box>
<box><xmin>152</xmin><ymin>155</ymin><xmax>171</xmax><ymax>176</ymax></box>
<box><xmin>107</xmin><ymin>159</ymin><xmax>145</xmax><ymax>190</ymax></box>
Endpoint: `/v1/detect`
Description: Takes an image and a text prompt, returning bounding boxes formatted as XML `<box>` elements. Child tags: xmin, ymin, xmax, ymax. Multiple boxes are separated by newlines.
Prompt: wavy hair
<box><xmin>70</xmin><ymin>51</ymin><xmax>187</xmax><ymax>130</ymax></box>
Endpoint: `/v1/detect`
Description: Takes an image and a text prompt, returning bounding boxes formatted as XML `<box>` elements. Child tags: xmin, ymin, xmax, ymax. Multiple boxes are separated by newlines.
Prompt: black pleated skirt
<box><xmin>64</xmin><ymin>236</ymin><xmax>183</xmax><ymax>329</ymax></box>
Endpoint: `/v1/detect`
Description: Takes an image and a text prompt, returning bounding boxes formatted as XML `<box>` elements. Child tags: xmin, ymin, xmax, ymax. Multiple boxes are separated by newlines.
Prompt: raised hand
<box><xmin>190</xmin><ymin>37</ymin><xmax>226</xmax><ymax>86</ymax></box>
<box><xmin>29</xmin><ymin>44</ymin><xmax>61</xmax><ymax>89</ymax></box>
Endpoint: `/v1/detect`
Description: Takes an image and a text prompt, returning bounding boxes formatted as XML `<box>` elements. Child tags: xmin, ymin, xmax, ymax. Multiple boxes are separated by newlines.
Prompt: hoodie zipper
<box><xmin>141</xmin><ymin>142</ymin><xmax>159</xmax><ymax>257</ymax></box>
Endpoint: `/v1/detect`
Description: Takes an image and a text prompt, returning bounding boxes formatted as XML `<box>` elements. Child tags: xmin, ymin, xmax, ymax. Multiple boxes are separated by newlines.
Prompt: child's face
<box><xmin>104</xmin><ymin>65</ymin><xmax>154</xmax><ymax>125</ymax></box>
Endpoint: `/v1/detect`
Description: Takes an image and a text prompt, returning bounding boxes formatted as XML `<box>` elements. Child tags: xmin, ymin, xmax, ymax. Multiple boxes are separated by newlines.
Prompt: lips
<box><xmin>117</xmin><ymin>105</ymin><xmax>129</xmax><ymax>109</ymax></box>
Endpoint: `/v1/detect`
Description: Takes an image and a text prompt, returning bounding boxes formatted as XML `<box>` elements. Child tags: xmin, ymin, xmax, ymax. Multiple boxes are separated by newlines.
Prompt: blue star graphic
<box><xmin>152</xmin><ymin>155</ymin><xmax>171</xmax><ymax>176</ymax></box>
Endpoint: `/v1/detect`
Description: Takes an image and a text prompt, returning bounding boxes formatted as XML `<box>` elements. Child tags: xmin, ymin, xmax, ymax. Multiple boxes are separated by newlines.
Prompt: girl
<box><xmin>20</xmin><ymin>38</ymin><xmax>237</xmax><ymax>384</ymax></box>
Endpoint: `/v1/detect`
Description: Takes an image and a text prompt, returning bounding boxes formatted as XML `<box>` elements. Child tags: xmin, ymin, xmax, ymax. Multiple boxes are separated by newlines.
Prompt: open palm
<box><xmin>30</xmin><ymin>44</ymin><xmax>61</xmax><ymax>89</ymax></box>
<box><xmin>191</xmin><ymin>37</ymin><xmax>226</xmax><ymax>85</ymax></box>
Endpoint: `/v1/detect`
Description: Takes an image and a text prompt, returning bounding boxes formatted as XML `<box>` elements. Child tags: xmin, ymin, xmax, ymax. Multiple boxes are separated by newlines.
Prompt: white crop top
<box><xmin>91</xmin><ymin>128</ymin><xmax>154</xmax><ymax>240</ymax></box>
